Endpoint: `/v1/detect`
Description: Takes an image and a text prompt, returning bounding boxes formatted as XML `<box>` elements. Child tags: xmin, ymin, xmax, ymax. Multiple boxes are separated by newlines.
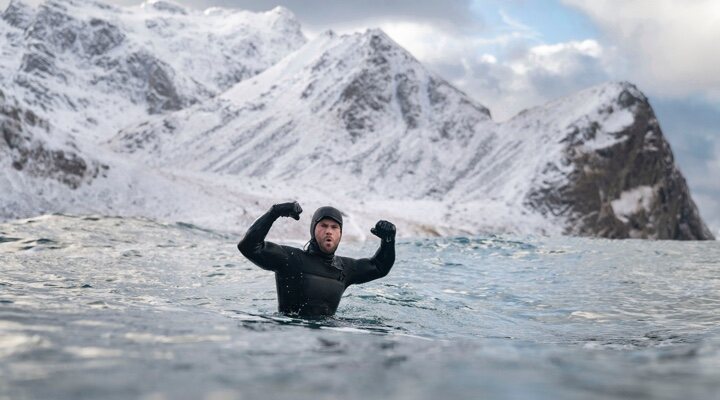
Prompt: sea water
<box><xmin>0</xmin><ymin>215</ymin><xmax>718</xmax><ymax>400</ymax></box>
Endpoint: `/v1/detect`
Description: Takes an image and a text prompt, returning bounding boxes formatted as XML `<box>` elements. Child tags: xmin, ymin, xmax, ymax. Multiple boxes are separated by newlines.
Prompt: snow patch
<box><xmin>611</xmin><ymin>185</ymin><xmax>656</xmax><ymax>221</ymax></box>
<box><xmin>601</xmin><ymin>107</ymin><xmax>635</xmax><ymax>133</ymax></box>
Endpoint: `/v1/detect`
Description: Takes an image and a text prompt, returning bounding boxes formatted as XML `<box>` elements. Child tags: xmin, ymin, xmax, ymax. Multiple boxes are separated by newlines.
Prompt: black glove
<box><xmin>271</xmin><ymin>201</ymin><xmax>302</xmax><ymax>220</ymax></box>
<box><xmin>371</xmin><ymin>220</ymin><xmax>396</xmax><ymax>242</ymax></box>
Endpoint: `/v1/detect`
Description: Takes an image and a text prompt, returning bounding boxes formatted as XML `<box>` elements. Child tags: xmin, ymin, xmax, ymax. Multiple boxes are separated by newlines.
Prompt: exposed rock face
<box><xmin>123</xmin><ymin>51</ymin><xmax>186</xmax><ymax>113</ymax></box>
<box><xmin>525</xmin><ymin>83</ymin><xmax>713</xmax><ymax>239</ymax></box>
<box><xmin>1</xmin><ymin>0</ymin><xmax>35</xmax><ymax>29</ymax></box>
<box><xmin>0</xmin><ymin>89</ymin><xmax>106</xmax><ymax>189</ymax></box>
<box><xmin>15</xmin><ymin>0</ymin><xmax>191</xmax><ymax>114</ymax></box>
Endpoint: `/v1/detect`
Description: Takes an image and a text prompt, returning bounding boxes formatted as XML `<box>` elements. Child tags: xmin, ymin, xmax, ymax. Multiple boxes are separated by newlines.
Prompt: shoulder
<box><xmin>280</xmin><ymin>245</ymin><xmax>303</xmax><ymax>257</ymax></box>
<box><xmin>335</xmin><ymin>255</ymin><xmax>357</xmax><ymax>263</ymax></box>
<box><xmin>335</xmin><ymin>254</ymin><xmax>370</xmax><ymax>269</ymax></box>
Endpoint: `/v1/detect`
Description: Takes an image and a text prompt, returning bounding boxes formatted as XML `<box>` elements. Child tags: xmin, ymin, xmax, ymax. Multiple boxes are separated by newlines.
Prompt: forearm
<box><xmin>370</xmin><ymin>239</ymin><xmax>395</xmax><ymax>276</ymax></box>
<box><xmin>237</xmin><ymin>208</ymin><xmax>280</xmax><ymax>257</ymax></box>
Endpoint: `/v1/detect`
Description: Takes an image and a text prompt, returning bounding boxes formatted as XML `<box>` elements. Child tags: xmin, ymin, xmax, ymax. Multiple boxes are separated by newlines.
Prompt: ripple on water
<box><xmin>0</xmin><ymin>236</ymin><xmax>23</xmax><ymax>243</ymax></box>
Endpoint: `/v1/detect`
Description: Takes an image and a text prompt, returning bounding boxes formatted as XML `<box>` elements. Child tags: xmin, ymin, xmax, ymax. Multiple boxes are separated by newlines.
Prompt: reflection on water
<box><xmin>1</xmin><ymin>214</ymin><xmax>719</xmax><ymax>400</ymax></box>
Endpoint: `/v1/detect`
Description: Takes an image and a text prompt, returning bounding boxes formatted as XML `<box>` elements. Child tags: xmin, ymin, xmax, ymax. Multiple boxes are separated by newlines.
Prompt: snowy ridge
<box><xmin>0</xmin><ymin>0</ymin><xmax>713</xmax><ymax>240</ymax></box>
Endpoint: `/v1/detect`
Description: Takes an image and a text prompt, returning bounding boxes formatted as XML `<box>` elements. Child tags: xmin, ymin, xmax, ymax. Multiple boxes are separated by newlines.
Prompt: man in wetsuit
<box><xmin>238</xmin><ymin>202</ymin><xmax>396</xmax><ymax>317</ymax></box>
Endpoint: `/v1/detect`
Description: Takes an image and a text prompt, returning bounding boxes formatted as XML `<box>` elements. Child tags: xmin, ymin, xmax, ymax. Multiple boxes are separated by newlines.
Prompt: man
<box><xmin>238</xmin><ymin>201</ymin><xmax>396</xmax><ymax>317</ymax></box>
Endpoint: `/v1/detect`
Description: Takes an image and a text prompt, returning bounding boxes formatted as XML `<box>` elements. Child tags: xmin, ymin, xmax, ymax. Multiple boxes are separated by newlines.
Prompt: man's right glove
<box><xmin>271</xmin><ymin>201</ymin><xmax>303</xmax><ymax>220</ymax></box>
<box><xmin>371</xmin><ymin>220</ymin><xmax>396</xmax><ymax>243</ymax></box>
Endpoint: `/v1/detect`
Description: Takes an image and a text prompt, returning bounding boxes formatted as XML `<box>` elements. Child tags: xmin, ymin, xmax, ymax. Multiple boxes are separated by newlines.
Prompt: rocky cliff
<box><xmin>522</xmin><ymin>83</ymin><xmax>713</xmax><ymax>239</ymax></box>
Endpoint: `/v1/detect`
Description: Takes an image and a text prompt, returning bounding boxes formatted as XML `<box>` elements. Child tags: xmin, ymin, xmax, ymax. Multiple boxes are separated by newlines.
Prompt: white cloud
<box><xmin>511</xmin><ymin>40</ymin><xmax>604</xmax><ymax>75</ymax></box>
<box><xmin>478</xmin><ymin>39</ymin><xmax>611</xmax><ymax>119</ymax></box>
<box><xmin>562</xmin><ymin>0</ymin><xmax>720</xmax><ymax>98</ymax></box>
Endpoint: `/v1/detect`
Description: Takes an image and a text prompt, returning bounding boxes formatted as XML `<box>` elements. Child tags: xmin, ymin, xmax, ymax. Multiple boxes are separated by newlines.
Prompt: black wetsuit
<box><xmin>238</xmin><ymin>209</ymin><xmax>395</xmax><ymax>316</ymax></box>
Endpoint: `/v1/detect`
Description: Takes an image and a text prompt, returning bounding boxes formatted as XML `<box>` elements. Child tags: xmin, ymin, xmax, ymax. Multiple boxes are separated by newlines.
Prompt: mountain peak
<box><xmin>362</xmin><ymin>27</ymin><xmax>392</xmax><ymax>41</ymax></box>
<box><xmin>265</xmin><ymin>5</ymin><xmax>302</xmax><ymax>35</ymax></box>
<box><xmin>611</xmin><ymin>81</ymin><xmax>648</xmax><ymax>109</ymax></box>
<box><xmin>357</xmin><ymin>28</ymin><xmax>408</xmax><ymax>55</ymax></box>
<box><xmin>583</xmin><ymin>81</ymin><xmax>648</xmax><ymax>108</ymax></box>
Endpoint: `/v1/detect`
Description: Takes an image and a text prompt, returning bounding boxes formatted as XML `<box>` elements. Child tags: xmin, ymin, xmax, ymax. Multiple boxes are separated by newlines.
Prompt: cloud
<box><xmin>561</xmin><ymin>0</ymin><xmax>720</xmax><ymax>98</ymax></box>
<box><xmin>497</xmin><ymin>9</ymin><xmax>539</xmax><ymax>38</ymax></box>
<box><xmin>416</xmin><ymin>33</ymin><xmax>612</xmax><ymax>120</ymax></box>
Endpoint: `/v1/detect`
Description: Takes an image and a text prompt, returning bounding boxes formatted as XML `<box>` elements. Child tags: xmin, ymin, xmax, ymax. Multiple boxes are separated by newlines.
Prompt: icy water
<box><xmin>1</xmin><ymin>215</ymin><xmax>719</xmax><ymax>400</ymax></box>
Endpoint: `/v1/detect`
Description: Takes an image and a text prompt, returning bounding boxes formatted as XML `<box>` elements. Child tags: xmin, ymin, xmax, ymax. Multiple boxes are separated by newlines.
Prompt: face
<box><xmin>314</xmin><ymin>218</ymin><xmax>342</xmax><ymax>254</ymax></box>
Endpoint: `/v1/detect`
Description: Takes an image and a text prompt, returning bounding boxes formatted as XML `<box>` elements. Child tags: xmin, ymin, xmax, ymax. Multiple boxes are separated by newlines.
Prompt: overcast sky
<box><xmin>4</xmin><ymin>0</ymin><xmax>719</xmax><ymax>235</ymax></box>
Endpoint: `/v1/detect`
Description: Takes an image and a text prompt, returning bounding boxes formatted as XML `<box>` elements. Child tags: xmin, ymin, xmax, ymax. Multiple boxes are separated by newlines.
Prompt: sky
<box><xmin>3</xmin><ymin>0</ymin><xmax>719</xmax><ymax>235</ymax></box>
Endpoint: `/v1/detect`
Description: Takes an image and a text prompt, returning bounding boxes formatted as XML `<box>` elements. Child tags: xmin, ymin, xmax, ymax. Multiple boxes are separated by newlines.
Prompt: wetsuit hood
<box><xmin>308</xmin><ymin>206</ymin><xmax>343</xmax><ymax>256</ymax></box>
<box><xmin>310</xmin><ymin>206</ymin><xmax>343</xmax><ymax>238</ymax></box>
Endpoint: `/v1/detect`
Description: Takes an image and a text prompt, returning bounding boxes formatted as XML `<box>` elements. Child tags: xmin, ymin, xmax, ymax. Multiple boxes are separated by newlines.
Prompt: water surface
<box><xmin>1</xmin><ymin>215</ymin><xmax>719</xmax><ymax>399</ymax></box>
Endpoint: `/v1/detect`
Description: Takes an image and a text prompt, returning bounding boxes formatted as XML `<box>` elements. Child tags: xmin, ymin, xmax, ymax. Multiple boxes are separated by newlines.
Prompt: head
<box><xmin>310</xmin><ymin>206</ymin><xmax>343</xmax><ymax>254</ymax></box>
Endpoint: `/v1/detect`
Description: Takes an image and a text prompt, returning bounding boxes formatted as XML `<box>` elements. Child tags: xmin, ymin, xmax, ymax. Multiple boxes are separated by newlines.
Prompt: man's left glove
<box><xmin>371</xmin><ymin>220</ymin><xmax>396</xmax><ymax>242</ymax></box>
<box><xmin>271</xmin><ymin>201</ymin><xmax>303</xmax><ymax>220</ymax></box>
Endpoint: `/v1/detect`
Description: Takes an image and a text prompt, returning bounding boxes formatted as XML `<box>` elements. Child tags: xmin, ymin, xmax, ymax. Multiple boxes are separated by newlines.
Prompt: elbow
<box><xmin>237</xmin><ymin>238</ymin><xmax>252</xmax><ymax>257</ymax></box>
<box><xmin>373</xmin><ymin>260</ymin><xmax>393</xmax><ymax>278</ymax></box>
<box><xmin>381</xmin><ymin>258</ymin><xmax>395</xmax><ymax>278</ymax></box>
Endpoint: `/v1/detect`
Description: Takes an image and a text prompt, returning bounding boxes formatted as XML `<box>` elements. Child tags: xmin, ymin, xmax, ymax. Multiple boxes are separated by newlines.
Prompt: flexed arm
<box><xmin>348</xmin><ymin>220</ymin><xmax>396</xmax><ymax>285</ymax></box>
<box><xmin>237</xmin><ymin>202</ymin><xmax>302</xmax><ymax>272</ymax></box>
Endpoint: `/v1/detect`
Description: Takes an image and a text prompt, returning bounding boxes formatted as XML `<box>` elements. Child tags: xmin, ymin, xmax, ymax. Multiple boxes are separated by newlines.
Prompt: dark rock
<box><xmin>339</xmin><ymin>68</ymin><xmax>392</xmax><ymax>141</ymax></box>
<box><xmin>20</xmin><ymin>52</ymin><xmax>56</xmax><ymax>75</ymax></box>
<box><xmin>120</xmin><ymin>51</ymin><xmax>185</xmax><ymax>113</ymax></box>
<box><xmin>80</xmin><ymin>18</ymin><xmax>125</xmax><ymax>56</ymax></box>
<box><xmin>2</xmin><ymin>0</ymin><xmax>35</xmax><ymax>30</ymax></box>
<box><xmin>1</xmin><ymin>96</ymin><xmax>102</xmax><ymax>189</ymax></box>
<box><xmin>395</xmin><ymin>72</ymin><xmax>420</xmax><ymax>129</ymax></box>
<box><xmin>27</xmin><ymin>6</ymin><xmax>77</xmax><ymax>52</ymax></box>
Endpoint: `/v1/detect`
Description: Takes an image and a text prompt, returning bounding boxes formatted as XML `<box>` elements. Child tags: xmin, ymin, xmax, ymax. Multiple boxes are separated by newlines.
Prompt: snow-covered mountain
<box><xmin>1</xmin><ymin>0</ymin><xmax>714</xmax><ymax>240</ymax></box>
<box><xmin>110</xmin><ymin>28</ymin><xmax>713</xmax><ymax>239</ymax></box>
<box><xmin>1</xmin><ymin>0</ymin><xmax>307</xmax><ymax>225</ymax></box>
<box><xmin>110</xmin><ymin>30</ymin><xmax>494</xmax><ymax>200</ymax></box>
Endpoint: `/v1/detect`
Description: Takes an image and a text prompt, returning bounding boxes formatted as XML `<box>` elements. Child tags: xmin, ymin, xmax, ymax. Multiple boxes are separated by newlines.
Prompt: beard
<box><xmin>317</xmin><ymin>235</ymin><xmax>340</xmax><ymax>254</ymax></box>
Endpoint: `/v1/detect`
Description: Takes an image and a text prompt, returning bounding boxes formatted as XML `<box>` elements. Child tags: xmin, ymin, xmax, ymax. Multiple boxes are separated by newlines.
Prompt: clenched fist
<box><xmin>371</xmin><ymin>220</ymin><xmax>396</xmax><ymax>242</ymax></box>
<box><xmin>271</xmin><ymin>201</ymin><xmax>303</xmax><ymax>220</ymax></box>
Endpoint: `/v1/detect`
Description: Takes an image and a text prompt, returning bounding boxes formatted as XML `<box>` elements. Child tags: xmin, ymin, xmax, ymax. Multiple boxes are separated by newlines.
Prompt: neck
<box><xmin>307</xmin><ymin>239</ymin><xmax>334</xmax><ymax>258</ymax></box>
